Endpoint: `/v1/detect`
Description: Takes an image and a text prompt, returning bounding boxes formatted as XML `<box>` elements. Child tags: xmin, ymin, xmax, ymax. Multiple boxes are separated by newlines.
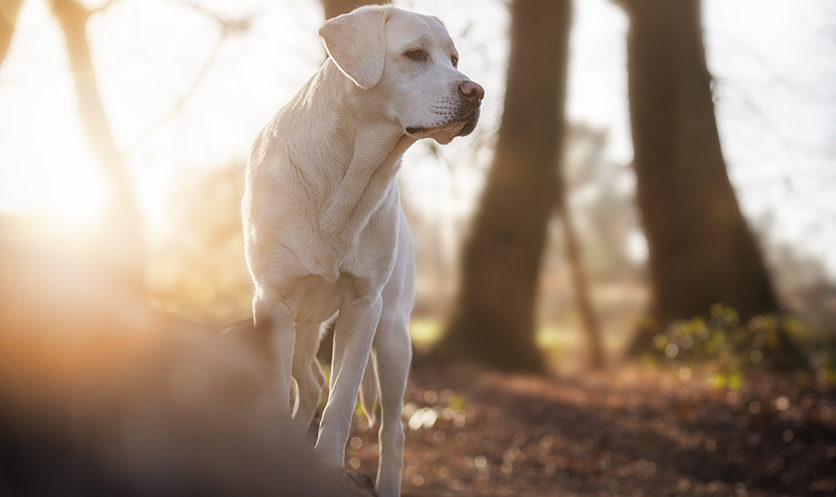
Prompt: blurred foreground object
<box><xmin>0</xmin><ymin>240</ymin><xmax>376</xmax><ymax>496</ymax></box>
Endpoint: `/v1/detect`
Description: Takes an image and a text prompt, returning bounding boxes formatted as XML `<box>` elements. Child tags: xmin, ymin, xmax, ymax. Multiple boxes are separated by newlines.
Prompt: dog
<box><xmin>242</xmin><ymin>6</ymin><xmax>483</xmax><ymax>497</ymax></box>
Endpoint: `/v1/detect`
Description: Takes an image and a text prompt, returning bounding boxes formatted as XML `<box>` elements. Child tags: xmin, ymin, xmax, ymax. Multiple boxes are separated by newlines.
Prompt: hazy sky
<box><xmin>1</xmin><ymin>0</ymin><xmax>834</xmax><ymax>273</ymax></box>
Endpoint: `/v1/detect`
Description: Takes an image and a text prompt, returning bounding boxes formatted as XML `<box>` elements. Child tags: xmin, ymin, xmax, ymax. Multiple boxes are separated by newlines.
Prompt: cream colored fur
<box><xmin>242</xmin><ymin>6</ymin><xmax>482</xmax><ymax>497</ymax></box>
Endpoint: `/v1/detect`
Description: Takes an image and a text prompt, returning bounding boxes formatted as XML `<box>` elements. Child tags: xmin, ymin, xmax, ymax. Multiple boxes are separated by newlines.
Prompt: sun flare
<box><xmin>0</xmin><ymin>158</ymin><xmax>108</xmax><ymax>231</ymax></box>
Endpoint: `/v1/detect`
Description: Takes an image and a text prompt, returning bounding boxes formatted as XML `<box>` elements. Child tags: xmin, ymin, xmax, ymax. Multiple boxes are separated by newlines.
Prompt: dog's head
<box><xmin>319</xmin><ymin>6</ymin><xmax>484</xmax><ymax>145</ymax></box>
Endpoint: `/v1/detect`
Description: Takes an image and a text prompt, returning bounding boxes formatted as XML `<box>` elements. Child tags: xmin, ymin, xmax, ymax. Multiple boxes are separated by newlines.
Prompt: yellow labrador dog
<box><xmin>242</xmin><ymin>6</ymin><xmax>483</xmax><ymax>496</ymax></box>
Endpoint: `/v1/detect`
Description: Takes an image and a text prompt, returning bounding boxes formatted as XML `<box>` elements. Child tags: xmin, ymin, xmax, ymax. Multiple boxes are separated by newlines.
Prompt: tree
<box><xmin>321</xmin><ymin>0</ymin><xmax>384</xmax><ymax>20</ymax></box>
<box><xmin>618</xmin><ymin>0</ymin><xmax>780</xmax><ymax>350</ymax></box>
<box><xmin>557</xmin><ymin>130</ymin><xmax>606</xmax><ymax>369</ymax></box>
<box><xmin>51</xmin><ymin>0</ymin><xmax>146</xmax><ymax>287</ymax></box>
<box><xmin>0</xmin><ymin>0</ymin><xmax>255</xmax><ymax>288</ymax></box>
<box><xmin>439</xmin><ymin>0</ymin><xmax>571</xmax><ymax>373</ymax></box>
<box><xmin>0</xmin><ymin>0</ymin><xmax>24</xmax><ymax>67</ymax></box>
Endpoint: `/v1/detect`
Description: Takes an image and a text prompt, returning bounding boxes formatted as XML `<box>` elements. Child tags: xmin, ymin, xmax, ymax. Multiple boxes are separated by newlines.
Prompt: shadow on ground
<box><xmin>346</xmin><ymin>359</ymin><xmax>836</xmax><ymax>497</ymax></box>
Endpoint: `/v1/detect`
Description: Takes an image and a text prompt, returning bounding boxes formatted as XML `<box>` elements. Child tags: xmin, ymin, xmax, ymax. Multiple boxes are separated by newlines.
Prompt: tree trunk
<box><xmin>0</xmin><ymin>0</ymin><xmax>24</xmax><ymax>68</ymax></box>
<box><xmin>621</xmin><ymin>0</ymin><xmax>779</xmax><ymax>351</ymax></box>
<box><xmin>558</xmin><ymin>204</ymin><xmax>605</xmax><ymax>369</ymax></box>
<box><xmin>51</xmin><ymin>0</ymin><xmax>146</xmax><ymax>288</ymax></box>
<box><xmin>321</xmin><ymin>0</ymin><xmax>387</xmax><ymax>20</ymax></box>
<box><xmin>438</xmin><ymin>0</ymin><xmax>571</xmax><ymax>373</ymax></box>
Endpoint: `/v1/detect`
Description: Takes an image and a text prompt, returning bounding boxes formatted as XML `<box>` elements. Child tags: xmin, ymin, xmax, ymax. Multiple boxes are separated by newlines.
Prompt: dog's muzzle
<box><xmin>454</xmin><ymin>80</ymin><xmax>484</xmax><ymax>137</ymax></box>
<box><xmin>405</xmin><ymin>81</ymin><xmax>485</xmax><ymax>138</ymax></box>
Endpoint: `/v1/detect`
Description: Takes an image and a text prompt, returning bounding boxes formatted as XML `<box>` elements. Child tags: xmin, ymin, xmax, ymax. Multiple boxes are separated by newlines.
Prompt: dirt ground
<box><xmin>343</xmin><ymin>360</ymin><xmax>836</xmax><ymax>497</ymax></box>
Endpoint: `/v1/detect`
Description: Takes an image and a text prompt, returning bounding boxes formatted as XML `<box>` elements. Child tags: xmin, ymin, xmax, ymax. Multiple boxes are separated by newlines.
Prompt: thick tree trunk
<box><xmin>51</xmin><ymin>0</ymin><xmax>146</xmax><ymax>288</ymax></box>
<box><xmin>438</xmin><ymin>0</ymin><xmax>571</xmax><ymax>373</ymax></box>
<box><xmin>0</xmin><ymin>0</ymin><xmax>24</xmax><ymax>68</ymax></box>
<box><xmin>621</xmin><ymin>0</ymin><xmax>779</xmax><ymax>350</ymax></box>
<box><xmin>321</xmin><ymin>0</ymin><xmax>387</xmax><ymax>20</ymax></box>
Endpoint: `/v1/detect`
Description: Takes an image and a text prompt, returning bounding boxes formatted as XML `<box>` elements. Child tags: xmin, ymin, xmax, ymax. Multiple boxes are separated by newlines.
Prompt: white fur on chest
<box><xmin>243</xmin><ymin>61</ymin><xmax>411</xmax><ymax>306</ymax></box>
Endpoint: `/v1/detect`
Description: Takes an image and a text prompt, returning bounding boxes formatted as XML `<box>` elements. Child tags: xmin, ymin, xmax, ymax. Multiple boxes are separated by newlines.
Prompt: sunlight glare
<box><xmin>43</xmin><ymin>170</ymin><xmax>108</xmax><ymax>229</ymax></box>
<box><xmin>0</xmin><ymin>158</ymin><xmax>108</xmax><ymax>231</ymax></box>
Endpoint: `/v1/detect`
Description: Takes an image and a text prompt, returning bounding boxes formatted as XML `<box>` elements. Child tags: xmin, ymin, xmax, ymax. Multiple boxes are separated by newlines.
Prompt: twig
<box><xmin>127</xmin><ymin>0</ymin><xmax>256</xmax><ymax>152</ymax></box>
<box><xmin>174</xmin><ymin>0</ymin><xmax>253</xmax><ymax>34</ymax></box>
<box><xmin>89</xmin><ymin>0</ymin><xmax>120</xmax><ymax>15</ymax></box>
<box><xmin>127</xmin><ymin>34</ymin><xmax>224</xmax><ymax>152</ymax></box>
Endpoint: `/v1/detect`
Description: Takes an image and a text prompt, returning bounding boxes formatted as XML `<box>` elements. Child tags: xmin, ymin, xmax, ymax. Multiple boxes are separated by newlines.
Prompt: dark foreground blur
<box><xmin>0</xmin><ymin>241</ymin><xmax>375</xmax><ymax>497</ymax></box>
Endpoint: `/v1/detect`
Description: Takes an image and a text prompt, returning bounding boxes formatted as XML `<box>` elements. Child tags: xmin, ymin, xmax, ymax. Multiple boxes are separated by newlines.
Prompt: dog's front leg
<box><xmin>314</xmin><ymin>295</ymin><xmax>382</xmax><ymax>465</ymax></box>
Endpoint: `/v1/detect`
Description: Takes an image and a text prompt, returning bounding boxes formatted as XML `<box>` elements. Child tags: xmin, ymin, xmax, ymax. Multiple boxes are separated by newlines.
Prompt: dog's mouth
<box><xmin>405</xmin><ymin>125</ymin><xmax>429</xmax><ymax>136</ymax></box>
<box><xmin>455</xmin><ymin>108</ymin><xmax>480</xmax><ymax>137</ymax></box>
<box><xmin>405</xmin><ymin>109</ymin><xmax>480</xmax><ymax>140</ymax></box>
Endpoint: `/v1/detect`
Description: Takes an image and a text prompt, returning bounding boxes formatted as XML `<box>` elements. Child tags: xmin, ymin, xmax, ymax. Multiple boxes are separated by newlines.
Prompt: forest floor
<box><xmin>343</xmin><ymin>360</ymin><xmax>836</xmax><ymax>497</ymax></box>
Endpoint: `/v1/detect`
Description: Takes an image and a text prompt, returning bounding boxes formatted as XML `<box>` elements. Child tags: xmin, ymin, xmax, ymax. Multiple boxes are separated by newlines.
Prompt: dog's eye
<box><xmin>404</xmin><ymin>49</ymin><xmax>428</xmax><ymax>62</ymax></box>
<box><xmin>451</xmin><ymin>55</ymin><xmax>459</xmax><ymax>68</ymax></box>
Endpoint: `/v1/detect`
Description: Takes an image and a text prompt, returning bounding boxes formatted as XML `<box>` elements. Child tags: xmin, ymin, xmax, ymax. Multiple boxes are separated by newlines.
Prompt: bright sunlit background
<box><xmin>3</xmin><ymin>3</ymin><xmax>836</xmax><ymax>495</ymax></box>
<box><xmin>1</xmin><ymin>0</ymin><xmax>834</xmax><ymax>354</ymax></box>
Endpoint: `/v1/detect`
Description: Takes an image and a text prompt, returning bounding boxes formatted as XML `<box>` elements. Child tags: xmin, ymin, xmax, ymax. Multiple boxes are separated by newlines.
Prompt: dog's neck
<box><xmin>290</xmin><ymin>60</ymin><xmax>417</xmax><ymax>242</ymax></box>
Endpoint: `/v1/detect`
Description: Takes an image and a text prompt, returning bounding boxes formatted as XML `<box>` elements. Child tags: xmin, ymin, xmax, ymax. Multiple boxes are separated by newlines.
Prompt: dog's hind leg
<box><xmin>291</xmin><ymin>321</ymin><xmax>326</xmax><ymax>435</ymax></box>
<box><xmin>358</xmin><ymin>354</ymin><xmax>378</xmax><ymax>426</ymax></box>
<box><xmin>253</xmin><ymin>295</ymin><xmax>296</xmax><ymax>421</ymax></box>
<box><xmin>372</xmin><ymin>311</ymin><xmax>411</xmax><ymax>497</ymax></box>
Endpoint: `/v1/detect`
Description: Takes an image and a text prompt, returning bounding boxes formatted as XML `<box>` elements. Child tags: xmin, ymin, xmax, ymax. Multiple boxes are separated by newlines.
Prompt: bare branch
<box><xmin>127</xmin><ymin>34</ymin><xmax>224</xmax><ymax>152</ymax></box>
<box><xmin>89</xmin><ymin>0</ymin><xmax>119</xmax><ymax>15</ymax></box>
<box><xmin>174</xmin><ymin>0</ymin><xmax>253</xmax><ymax>34</ymax></box>
<box><xmin>123</xmin><ymin>0</ymin><xmax>256</xmax><ymax>151</ymax></box>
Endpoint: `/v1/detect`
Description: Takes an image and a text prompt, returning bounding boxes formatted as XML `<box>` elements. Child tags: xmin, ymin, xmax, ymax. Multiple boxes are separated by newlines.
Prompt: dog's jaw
<box><xmin>403</xmin><ymin>89</ymin><xmax>481</xmax><ymax>143</ymax></box>
<box><xmin>454</xmin><ymin>108</ymin><xmax>480</xmax><ymax>137</ymax></box>
<box><xmin>404</xmin><ymin>108</ymin><xmax>479</xmax><ymax>144</ymax></box>
<box><xmin>404</xmin><ymin>125</ymin><xmax>428</xmax><ymax>135</ymax></box>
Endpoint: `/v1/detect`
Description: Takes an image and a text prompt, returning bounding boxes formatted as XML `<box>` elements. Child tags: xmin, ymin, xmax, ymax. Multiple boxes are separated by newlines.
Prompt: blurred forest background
<box><xmin>2</xmin><ymin>0</ymin><xmax>836</xmax><ymax>496</ymax></box>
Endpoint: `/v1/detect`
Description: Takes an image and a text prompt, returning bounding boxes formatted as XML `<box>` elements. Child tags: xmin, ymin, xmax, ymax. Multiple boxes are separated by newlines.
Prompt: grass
<box><xmin>409</xmin><ymin>317</ymin><xmax>582</xmax><ymax>369</ymax></box>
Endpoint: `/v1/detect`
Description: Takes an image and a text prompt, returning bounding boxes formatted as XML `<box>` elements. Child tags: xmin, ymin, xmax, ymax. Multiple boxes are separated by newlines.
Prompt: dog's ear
<box><xmin>319</xmin><ymin>7</ymin><xmax>389</xmax><ymax>89</ymax></box>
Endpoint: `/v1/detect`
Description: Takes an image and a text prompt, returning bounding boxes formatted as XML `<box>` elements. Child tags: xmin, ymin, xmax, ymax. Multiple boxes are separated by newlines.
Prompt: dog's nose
<box><xmin>459</xmin><ymin>81</ymin><xmax>485</xmax><ymax>106</ymax></box>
